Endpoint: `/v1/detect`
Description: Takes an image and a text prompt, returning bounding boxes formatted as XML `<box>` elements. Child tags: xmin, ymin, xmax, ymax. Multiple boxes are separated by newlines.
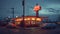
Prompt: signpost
<box><xmin>33</xmin><ymin>4</ymin><xmax>41</xmax><ymax>25</ymax></box>
<box><xmin>33</xmin><ymin>4</ymin><xmax>41</xmax><ymax>17</ymax></box>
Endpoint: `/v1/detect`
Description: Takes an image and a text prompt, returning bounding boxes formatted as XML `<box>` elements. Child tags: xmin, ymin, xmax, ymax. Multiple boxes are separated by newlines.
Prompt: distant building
<box><xmin>12</xmin><ymin>16</ymin><xmax>48</xmax><ymax>27</ymax></box>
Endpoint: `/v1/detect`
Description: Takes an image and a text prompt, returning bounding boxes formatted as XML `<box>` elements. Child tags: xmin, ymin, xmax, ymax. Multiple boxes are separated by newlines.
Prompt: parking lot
<box><xmin>0</xmin><ymin>25</ymin><xmax>60</xmax><ymax>34</ymax></box>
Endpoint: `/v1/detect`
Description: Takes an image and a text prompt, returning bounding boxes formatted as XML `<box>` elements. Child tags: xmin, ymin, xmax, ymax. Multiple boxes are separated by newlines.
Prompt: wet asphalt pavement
<box><xmin>0</xmin><ymin>25</ymin><xmax>60</xmax><ymax>34</ymax></box>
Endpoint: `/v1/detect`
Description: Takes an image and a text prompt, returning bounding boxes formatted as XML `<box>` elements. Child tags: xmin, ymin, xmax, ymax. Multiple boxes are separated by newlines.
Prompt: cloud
<box><xmin>39</xmin><ymin>9</ymin><xmax>57</xmax><ymax>15</ymax></box>
<box><xmin>46</xmin><ymin>8</ymin><xmax>60</xmax><ymax>14</ymax></box>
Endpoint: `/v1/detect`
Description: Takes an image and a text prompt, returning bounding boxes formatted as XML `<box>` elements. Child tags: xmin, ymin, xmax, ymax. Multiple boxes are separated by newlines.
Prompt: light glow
<box><xmin>33</xmin><ymin>5</ymin><xmax>41</xmax><ymax>11</ymax></box>
<box><xmin>24</xmin><ymin>18</ymin><xmax>27</xmax><ymax>20</ymax></box>
<box><xmin>27</xmin><ymin>18</ymin><xmax>30</xmax><ymax>20</ymax></box>
<box><xmin>15</xmin><ymin>19</ymin><xmax>22</xmax><ymax>21</ymax></box>
<box><xmin>36</xmin><ymin>18</ymin><xmax>41</xmax><ymax>21</ymax></box>
<box><xmin>32</xmin><ymin>18</ymin><xmax>35</xmax><ymax>20</ymax></box>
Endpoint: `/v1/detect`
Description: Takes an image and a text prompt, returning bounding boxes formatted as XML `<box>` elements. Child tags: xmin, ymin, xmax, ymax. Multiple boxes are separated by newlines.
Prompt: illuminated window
<box><xmin>24</xmin><ymin>18</ymin><xmax>27</xmax><ymax>21</ymax></box>
<box><xmin>15</xmin><ymin>19</ymin><xmax>22</xmax><ymax>21</ymax></box>
<box><xmin>32</xmin><ymin>18</ymin><xmax>35</xmax><ymax>20</ymax></box>
<box><xmin>31</xmin><ymin>21</ymin><xmax>35</xmax><ymax>24</ymax></box>
<box><xmin>27</xmin><ymin>18</ymin><xmax>30</xmax><ymax>20</ymax></box>
<box><xmin>36</xmin><ymin>18</ymin><xmax>41</xmax><ymax>21</ymax></box>
<box><xmin>25</xmin><ymin>21</ymin><xmax>30</xmax><ymax>25</ymax></box>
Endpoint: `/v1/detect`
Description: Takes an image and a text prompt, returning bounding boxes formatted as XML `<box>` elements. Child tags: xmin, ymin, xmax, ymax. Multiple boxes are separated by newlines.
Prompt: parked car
<box><xmin>6</xmin><ymin>23</ymin><xmax>16</xmax><ymax>29</ymax></box>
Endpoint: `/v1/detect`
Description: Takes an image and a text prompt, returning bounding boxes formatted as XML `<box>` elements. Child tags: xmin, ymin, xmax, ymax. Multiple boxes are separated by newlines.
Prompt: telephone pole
<box><xmin>11</xmin><ymin>8</ymin><xmax>14</xmax><ymax>18</ymax></box>
<box><xmin>21</xmin><ymin>0</ymin><xmax>25</xmax><ymax>27</ymax></box>
<box><xmin>22</xmin><ymin>0</ymin><xmax>25</xmax><ymax>20</ymax></box>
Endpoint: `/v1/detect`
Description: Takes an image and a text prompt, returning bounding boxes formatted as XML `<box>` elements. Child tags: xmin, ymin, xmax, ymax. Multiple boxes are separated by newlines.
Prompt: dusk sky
<box><xmin>0</xmin><ymin>0</ymin><xmax>60</xmax><ymax>21</ymax></box>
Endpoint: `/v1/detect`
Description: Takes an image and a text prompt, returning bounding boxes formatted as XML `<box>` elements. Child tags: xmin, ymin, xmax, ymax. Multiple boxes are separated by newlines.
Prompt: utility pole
<box><xmin>21</xmin><ymin>0</ymin><xmax>25</xmax><ymax>27</ymax></box>
<box><xmin>22</xmin><ymin>0</ymin><xmax>25</xmax><ymax>19</ymax></box>
<box><xmin>11</xmin><ymin>8</ymin><xmax>14</xmax><ymax>18</ymax></box>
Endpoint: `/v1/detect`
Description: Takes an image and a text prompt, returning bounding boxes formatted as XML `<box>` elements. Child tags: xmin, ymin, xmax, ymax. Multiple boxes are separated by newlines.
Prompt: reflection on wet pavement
<box><xmin>0</xmin><ymin>26</ymin><xmax>60</xmax><ymax>34</ymax></box>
